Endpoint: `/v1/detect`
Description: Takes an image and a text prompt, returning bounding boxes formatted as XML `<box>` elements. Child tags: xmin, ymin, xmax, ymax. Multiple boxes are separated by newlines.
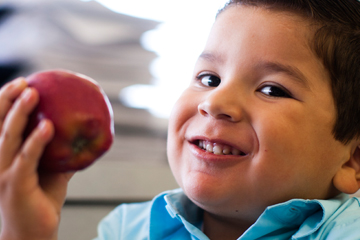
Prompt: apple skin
<box><xmin>24</xmin><ymin>69</ymin><xmax>114</xmax><ymax>172</ymax></box>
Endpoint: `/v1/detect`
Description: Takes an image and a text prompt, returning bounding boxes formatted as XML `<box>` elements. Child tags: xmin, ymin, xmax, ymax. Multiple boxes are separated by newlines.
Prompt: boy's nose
<box><xmin>197</xmin><ymin>88</ymin><xmax>244</xmax><ymax>122</ymax></box>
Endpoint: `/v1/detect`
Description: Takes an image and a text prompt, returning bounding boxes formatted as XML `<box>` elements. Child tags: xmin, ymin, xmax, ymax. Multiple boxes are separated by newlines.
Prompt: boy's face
<box><xmin>167</xmin><ymin>6</ymin><xmax>353</xmax><ymax>220</ymax></box>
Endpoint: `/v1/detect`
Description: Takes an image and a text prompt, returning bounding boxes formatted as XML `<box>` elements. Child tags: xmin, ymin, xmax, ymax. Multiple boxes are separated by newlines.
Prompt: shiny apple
<box><xmin>24</xmin><ymin>69</ymin><xmax>114</xmax><ymax>172</ymax></box>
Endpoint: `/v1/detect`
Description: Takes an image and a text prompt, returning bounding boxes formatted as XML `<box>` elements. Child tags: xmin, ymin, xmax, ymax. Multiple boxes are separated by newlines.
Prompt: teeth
<box><xmin>206</xmin><ymin>143</ymin><xmax>213</xmax><ymax>153</ymax></box>
<box><xmin>213</xmin><ymin>145</ymin><xmax>222</xmax><ymax>155</ymax></box>
<box><xmin>232</xmin><ymin>149</ymin><xmax>240</xmax><ymax>155</ymax></box>
<box><xmin>223</xmin><ymin>146</ymin><xmax>231</xmax><ymax>155</ymax></box>
<box><xmin>197</xmin><ymin>141</ymin><xmax>245</xmax><ymax>156</ymax></box>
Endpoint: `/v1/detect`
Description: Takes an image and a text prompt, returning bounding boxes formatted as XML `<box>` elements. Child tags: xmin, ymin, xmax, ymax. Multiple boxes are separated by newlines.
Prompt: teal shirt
<box><xmin>94</xmin><ymin>189</ymin><xmax>360</xmax><ymax>239</ymax></box>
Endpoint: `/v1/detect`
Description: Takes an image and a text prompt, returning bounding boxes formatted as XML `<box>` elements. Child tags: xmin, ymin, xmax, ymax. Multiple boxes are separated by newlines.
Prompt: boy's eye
<box><xmin>197</xmin><ymin>74</ymin><xmax>221</xmax><ymax>87</ymax></box>
<box><xmin>259</xmin><ymin>85</ymin><xmax>292</xmax><ymax>98</ymax></box>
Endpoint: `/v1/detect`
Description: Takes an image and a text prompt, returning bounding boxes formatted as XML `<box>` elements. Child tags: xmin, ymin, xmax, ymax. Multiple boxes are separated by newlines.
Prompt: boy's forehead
<box><xmin>217</xmin><ymin>4</ymin><xmax>317</xmax><ymax>36</ymax></box>
<box><xmin>209</xmin><ymin>6</ymin><xmax>314</xmax><ymax>58</ymax></box>
<box><xmin>221</xmin><ymin>4</ymin><xmax>313</xmax><ymax>25</ymax></box>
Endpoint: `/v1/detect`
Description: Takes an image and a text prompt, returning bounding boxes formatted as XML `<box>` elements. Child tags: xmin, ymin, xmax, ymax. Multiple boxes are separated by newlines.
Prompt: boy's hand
<box><xmin>0</xmin><ymin>78</ymin><xmax>73</xmax><ymax>240</ymax></box>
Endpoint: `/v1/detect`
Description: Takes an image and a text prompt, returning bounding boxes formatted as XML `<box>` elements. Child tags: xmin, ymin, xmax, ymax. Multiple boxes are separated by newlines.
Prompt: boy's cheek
<box><xmin>168</xmin><ymin>90</ymin><xmax>199</xmax><ymax>133</ymax></box>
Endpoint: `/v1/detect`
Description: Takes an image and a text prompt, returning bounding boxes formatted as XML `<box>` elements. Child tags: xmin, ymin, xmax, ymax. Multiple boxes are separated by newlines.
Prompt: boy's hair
<box><xmin>219</xmin><ymin>0</ymin><xmax>360</xmax><ymax>144</ymax></box>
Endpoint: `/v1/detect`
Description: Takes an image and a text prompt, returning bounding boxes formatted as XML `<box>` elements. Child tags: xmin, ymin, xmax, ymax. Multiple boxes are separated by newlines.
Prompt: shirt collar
<box><xmin>161</xmin><ymin>189</ymin><xmax>350</xmax><ymax>239</ymax></box>
<box><xmin>293</xmin><ymin>194</ymin><xmax>350</xmax><ymax>238</ymax></box>
<box><xmin>163</xmin><ymin>189</ymin><xmax>206</xmax><ymax>239</ymax></box>
<box><xmin>240</xmin><ymin>193</ymin><xmax>350</xmax><ymax>239</ymax></box>
<box><xmin>164</xmin><ymin>189</ymin><xmax>203</xmax><ymax>223</ymax></box>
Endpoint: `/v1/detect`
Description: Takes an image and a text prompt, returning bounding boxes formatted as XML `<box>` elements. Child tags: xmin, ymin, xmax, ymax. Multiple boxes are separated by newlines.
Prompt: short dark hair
<box><xmin>219</xmin><ymin>0</ymin><xmax>360</xmax><ymax>144</ymax></box>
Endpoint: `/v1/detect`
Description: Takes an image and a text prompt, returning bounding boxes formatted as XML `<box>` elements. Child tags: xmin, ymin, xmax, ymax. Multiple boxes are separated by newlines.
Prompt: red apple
<box><xmin>24</xmin><ymin>69</ymin><xmax>114</xmax><ymax>172</ymax></box>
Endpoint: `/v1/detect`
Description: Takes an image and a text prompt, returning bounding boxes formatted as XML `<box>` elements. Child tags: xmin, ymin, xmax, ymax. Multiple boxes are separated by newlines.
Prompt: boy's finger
<box><xmin>13</xmin><ymin>119</ymin><xmax>54</xmax><ymax>177</ymax></box>
<box><xmin>0</xmin><ymin>88</ymin><xmax>39</xmax><ymax>171</ymax></box>
<box><xmin>0</xmin><ymin>78</ymin><xmax>27</xmax><ymax>132</ymax></box>
<box><xmin>39</xmin><ymin>171</ymin><xmax>74</xmax><ymax>211</ymax></box>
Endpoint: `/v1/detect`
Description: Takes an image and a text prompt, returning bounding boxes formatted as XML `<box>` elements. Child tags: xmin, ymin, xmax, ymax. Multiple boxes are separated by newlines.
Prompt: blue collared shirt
<box><xmin>94</xmin><ymin>189</ymin><xmax>360</xmax><ymax>239</ymax></box>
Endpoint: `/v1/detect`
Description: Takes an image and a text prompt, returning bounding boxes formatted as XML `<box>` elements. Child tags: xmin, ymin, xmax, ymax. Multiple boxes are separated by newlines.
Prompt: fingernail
<box><xmin>22</xmin><ymin>88</ymin><xmax>33</xmax><ymax>101</ymax></box>
<box><xmin>38</xmin><ymin>120</ymin><xmax>48</xmax><ymax>135</ymax></box>
<box><xmin>38</xmin><ymin>120</ymin><xmax>48</xmax><ymax>132</ymax></box>
<box><xmin>13</xmin><ymin>77</ymin><xmax>26</xmax><ymax>87</ymax></box>
<box><xmin>13</xmin><ymin>77</ymin><xmax>25</xmax><ymax>82</ymax></box>
<box><xmin>38</xmin><ymin>120</ymin><xmax>54</xmax><ymax>138</ymax></box>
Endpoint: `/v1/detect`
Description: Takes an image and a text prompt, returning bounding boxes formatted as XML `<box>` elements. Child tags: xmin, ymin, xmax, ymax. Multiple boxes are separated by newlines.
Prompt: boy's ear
<box><xmin>333</xmin><ymin>144</ymin><xmax>360</xmax><ymax>194</ymax></box>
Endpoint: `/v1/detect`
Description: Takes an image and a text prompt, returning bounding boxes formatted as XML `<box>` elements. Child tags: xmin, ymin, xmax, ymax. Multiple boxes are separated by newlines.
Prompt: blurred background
<box><xmin>0</xmin><ymin>0</ymin><xmax>227</xmax><ymax>239</ymax></box>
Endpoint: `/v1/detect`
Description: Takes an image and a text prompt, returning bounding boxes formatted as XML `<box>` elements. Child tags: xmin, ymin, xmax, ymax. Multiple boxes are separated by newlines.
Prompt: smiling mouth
<box><xmin>194</xmin><ymin>140</ymin><xmax>247</xmax><ymax>156</ymax></box>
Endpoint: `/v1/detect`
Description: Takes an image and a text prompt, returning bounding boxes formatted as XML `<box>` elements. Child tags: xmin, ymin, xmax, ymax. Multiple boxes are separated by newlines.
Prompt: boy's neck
<box><xmin>202</xmin><ymin>211</ymin><xmax>252</xmax><ymax>240</ymax></box>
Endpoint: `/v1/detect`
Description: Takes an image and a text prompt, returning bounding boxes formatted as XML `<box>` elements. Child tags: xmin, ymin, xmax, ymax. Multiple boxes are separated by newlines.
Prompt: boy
<box><xmin>0</xmin><ymin>0</ymin><xmax>359</xmax><ymax>239</ymax></box>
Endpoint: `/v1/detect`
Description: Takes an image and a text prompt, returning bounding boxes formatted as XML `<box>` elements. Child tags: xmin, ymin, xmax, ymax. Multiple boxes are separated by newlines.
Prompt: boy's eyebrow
<box><xmin>256</xmin><ymin>61</ymin><xmax>310</xmax><ymax>89</ymax></box>
<box><xmin>199</xmin><ymin>52</ymin><xmax>225</xmax><ymax>64</ymax></box>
